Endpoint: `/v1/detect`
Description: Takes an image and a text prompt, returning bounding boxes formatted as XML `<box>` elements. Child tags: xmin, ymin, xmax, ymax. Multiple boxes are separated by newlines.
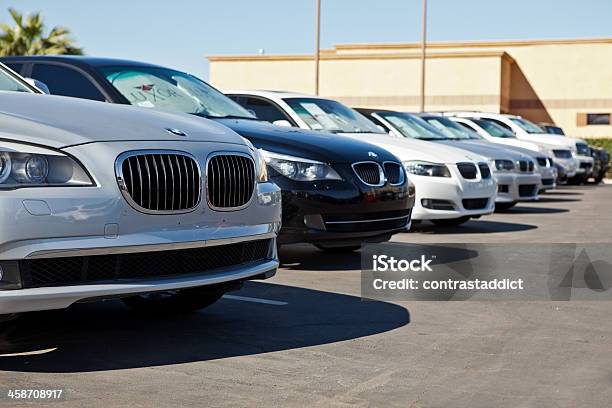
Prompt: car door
<box><xmin>30</xmin><ymin>63</ymin><xmax>109</xmax><ymax>101</ymax></box>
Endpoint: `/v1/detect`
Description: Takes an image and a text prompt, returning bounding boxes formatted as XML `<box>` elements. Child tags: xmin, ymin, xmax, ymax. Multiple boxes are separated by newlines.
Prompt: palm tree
<box><xmin>0</xmin><ymin>8</ymin><xmax>83</xmax><ymax>56</ymax></box>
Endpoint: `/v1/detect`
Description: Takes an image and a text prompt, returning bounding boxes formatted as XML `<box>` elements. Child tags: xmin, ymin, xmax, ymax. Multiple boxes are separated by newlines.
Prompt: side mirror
<box><xmin>25</xmin><ymin>78</ymin><xmax>51</xmax><ymax>94</ymax></box>
<box><xmin>272</xmin><ymin>119</ymin><xmax>293</xmax><ymax>127</ymax></box>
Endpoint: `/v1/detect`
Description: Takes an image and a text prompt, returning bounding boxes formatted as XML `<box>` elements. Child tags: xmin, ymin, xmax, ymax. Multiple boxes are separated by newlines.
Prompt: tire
<box><xmin>121</xmin><ymin>284</ymin><xmax>235</xmax><ymax>314</ymax></box>
<box><xmin>595</xmin><ymin>174</ymin><xmax>605</xmax><ymax>184</ymax></box>
<box><xmin>495</xmin><ymin>202</ymin><xmax>517</xmax><ymax>211</ymax></box>
<box><xmin>431</xmin><ymin>216</ymin><xmax>471</xmax><ymax>227</ymax></box>
<box><xmin>568</xmin><ymin>174</ymin><xmax>586</xmax><ymax>185</ymax></box>
<box><xmin>315</xmin><ymin>244</ymin><xmax>362</xmax><ymax>253</ymax></box>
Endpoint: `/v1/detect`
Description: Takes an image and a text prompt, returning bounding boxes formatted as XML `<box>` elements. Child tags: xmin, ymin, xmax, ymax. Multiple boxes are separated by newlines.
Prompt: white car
<box><xmin>357</xmin><ymin>110</ymin><xmax>542</xmax><ymax>209</ymax></box>
<box><xmin>446</xmin><ymin>113</ymin><xmax>577</xmax><ymax>183</ymax></box>
<box><xmin>445</xmin><ymin>116</ymin><xmax>558</xmax><ymax>190</ymax></box>
<box><xmin>228</xmin><ymin>90</ymin><xmax>497</xmax><ymax>226</ymax></box>
<box><xmin>0</xmin><ymin>65</ymin><xmax>281</xmax><ymax>322</ymax></box>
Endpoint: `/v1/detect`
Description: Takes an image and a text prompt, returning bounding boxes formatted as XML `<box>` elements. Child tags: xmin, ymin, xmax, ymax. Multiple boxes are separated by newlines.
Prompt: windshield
<box><xmin>421</xmin><ymin>116</ymin><xmax>482</xmax><ymax>140</ymax></box>
<box><xmin>0</xmin><ymin>65</ymin><xmax>35</xmax><ymax>93</ymax></box>
<box><xmin>283</xmin><ymin>97</ymin><xmax>383</xmax><ymax>134</ymax></box>
<box><xmin>377</xmin><ymin>112</ymin><xmax>448</xmax><ymax>140</ymax></box>
<box><xmin>98</xmin><ymin>66</ymin><xmax>255</xmax><ymax>119</ymax></box>
<box><xmin>473</xmin><ymin>119</ymin><xmax>516</xmax><ymax>138</ymax></box>
<box><xmin>510</xmin><ymin>117</ymin><xmax>547</xmax><ymax>134</ymax></box>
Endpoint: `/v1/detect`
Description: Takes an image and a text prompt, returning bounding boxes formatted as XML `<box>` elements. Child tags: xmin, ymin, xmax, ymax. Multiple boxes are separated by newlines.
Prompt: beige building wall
<box><xmin>208</xmin><ymin>38</ymin><xmax>612</xmax><ymax>139</ymax></box>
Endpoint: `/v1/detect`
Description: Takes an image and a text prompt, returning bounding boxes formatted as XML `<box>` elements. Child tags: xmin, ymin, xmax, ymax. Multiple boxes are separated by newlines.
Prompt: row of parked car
<box><xmin>0</xmin><ymin>56</ymin><xmax>609</xmax><ymax>322</ymax></box>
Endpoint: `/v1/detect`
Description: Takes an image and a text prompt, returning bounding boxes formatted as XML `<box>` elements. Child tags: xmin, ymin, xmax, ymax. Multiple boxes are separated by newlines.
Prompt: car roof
<box><xmin>0</xmin><ymin>55</ymin><xmax>170</xmax><ymax>70</ymax></box>
<box><xmin>225</xmin><ymin>89</ymin><xmax>326</xmax><ymax>100</ymax></box>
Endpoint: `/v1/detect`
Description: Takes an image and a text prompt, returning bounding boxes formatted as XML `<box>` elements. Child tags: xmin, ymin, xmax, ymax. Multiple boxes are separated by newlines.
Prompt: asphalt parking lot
<box><xmin>1</xmin><ymin>184</ymin><xmax>611</xmax><ymax>408</ymax></box>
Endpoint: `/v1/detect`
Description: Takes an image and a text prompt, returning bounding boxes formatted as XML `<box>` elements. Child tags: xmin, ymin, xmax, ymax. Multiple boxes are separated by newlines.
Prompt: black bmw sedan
<box><xmin>3</xmin><ymin>56</ymin><xmax>415</xmax><ymax>251</ymax></box>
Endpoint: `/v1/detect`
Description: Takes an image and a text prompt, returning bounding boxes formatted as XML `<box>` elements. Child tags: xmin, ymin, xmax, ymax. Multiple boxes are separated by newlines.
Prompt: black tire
<box><xmin>122</xmin><ymin>285</ymin><xmax>231</xmax><ymax>314</ymax></box>
<box><xmin>315</xmin><ymin>244</ymin><xmax>362</xmax><ymax>253</ymax></box>
<box><xmin>595</xmin><ymin>174</ymin><xmax>605</xmax><ymax>184</ymax></box>
<box><xmin>431</xmin><ymin>216</ymin><xmax>471</xmax><ymax>227</ymax></box>
<box><xmin>495</xmin><ymin>202</ymin><xmax>517</xmax><ymax>211</ymax></box>
<box><xmin>568</xmin><ymin>174</ymin><xmax>586</xmax><ymax>185</ymax></box>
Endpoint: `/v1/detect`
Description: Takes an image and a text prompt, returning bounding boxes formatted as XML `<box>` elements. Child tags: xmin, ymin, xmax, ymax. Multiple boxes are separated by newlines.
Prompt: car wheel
<box><xmin>568</xmin><ymin>175</ymin><xmax>586</xmax><ymax>185</ymax></box>
<box><xmin>122</xmin><ymin>284</ymin><xmax>235</xmax><ymax>314</ymax></box>
<box><xmin>595</xmin><ymin>174</ymin><xmax>605</xmax><ymax>184</ymax></box>
<box><xmin>315</xmin><ymin>244</ymin><xmax>362</xmax><ymax>253</ymax></box>
<box><xmin>495</xmin><ymin>202</ymin><xmax>517</xmax><ymax>211</ymax></box>
<box><xmin>431</xmin><ymin>216</ymin><xmax>471</xmax><ymax>227</ymax></box>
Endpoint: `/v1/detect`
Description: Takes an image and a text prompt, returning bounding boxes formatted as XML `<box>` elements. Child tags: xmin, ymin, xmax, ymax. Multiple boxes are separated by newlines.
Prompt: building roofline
<box><xmin>208</xmin><ymin>50</ymin><xmax>514</xmax><ymax>63</ymax></box>
<box><xmin>333</xmin><ymin>37</ymin><xmax>612</xmax><ymax>50</ymax></box>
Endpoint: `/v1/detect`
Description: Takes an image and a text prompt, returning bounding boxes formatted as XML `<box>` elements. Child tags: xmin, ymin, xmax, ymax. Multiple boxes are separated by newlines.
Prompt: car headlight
<box><xmin>494</xmin><ymin>159</ymin><xmax>515</xmax><ymax>172</ymax></box>
<box><xmin>403</xmin><ymin>161</ymin><xmax>451</xmax><ymax>177</ymax></box>
<box><xmin>261</xmin><ymin>150</ymin><xmax>342</xmax><ymax>181</ymax></box>
<box><xmin>0</xmin><ymin>143</ymin><xmax>93</xmax><ymax>189</ymax></box>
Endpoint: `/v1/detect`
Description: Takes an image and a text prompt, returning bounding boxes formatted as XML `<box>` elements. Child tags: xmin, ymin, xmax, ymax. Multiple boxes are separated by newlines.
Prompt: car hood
<box><xmin>518</xmin><ymin>133</ymin><xmax>574</xmax><ymax>148</ymax></box>
<box><xmin>488</xmin><ymin>137</ymin><xmax>541</xmax><ymax>153</ymax></box>
<box><xmin>215</xmin><ymin>119</ymin><xmax>401</xmax><ymax>164</ymax></box>
<box><xmin>338</xmin><ymin>132</ymin><xmax>487</xmax><ymax>164</ymax></box>
<box><xmin>0</xmin><ymin>93</ymin><xmax>245</xmax><ymax>148</ymax></box>
<box><xmin>435</xmin><ymin>140</ymin><xmax>524</xmax><ymax>161</ymax></box>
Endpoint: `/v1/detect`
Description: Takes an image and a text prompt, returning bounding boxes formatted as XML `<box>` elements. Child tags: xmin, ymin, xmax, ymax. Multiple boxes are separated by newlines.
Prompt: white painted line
<box><xmin>222</xmin><ymin>294</ymin><xmax>288</xmax><ymax>306</ymax></box>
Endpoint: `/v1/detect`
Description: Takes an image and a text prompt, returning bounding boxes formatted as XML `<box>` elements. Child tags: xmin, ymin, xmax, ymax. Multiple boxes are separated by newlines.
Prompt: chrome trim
<box><xmin>383</xmin><ymin>161</ymin><xmax>406</xmax><ymax>186</ymax></box>
<box><xmin>205</xmin><ymin>151</ymin><xmax>256</xmax><ymax>212</ymax></box>
<box><xmin>115</xmin><ymin>150</ymin><xmax>202</xmax><ymax>215</ymax></box>
<box><xmin>325</xmin><ymin>215</ymin><xmax>410</xmax><ymax>225</ymax></box>
<box><xmin>25</xmin><ymin>231</ymin><xmax>277</xmax><ymax>259</ymax></box>
<box><xmin>351</xmin><ymin>161</ymin><xmax>385</xmax><ymax>187</ymax></box>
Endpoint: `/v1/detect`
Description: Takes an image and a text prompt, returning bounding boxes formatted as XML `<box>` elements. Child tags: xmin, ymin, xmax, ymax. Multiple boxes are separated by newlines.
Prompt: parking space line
<box><xmin>222</xmin><ymin>295</ymin><xmax>288</xmax><ymax>306</ymax></box>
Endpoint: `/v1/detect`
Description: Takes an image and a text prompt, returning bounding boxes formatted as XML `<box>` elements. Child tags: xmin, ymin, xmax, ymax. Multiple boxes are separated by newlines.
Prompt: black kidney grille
<box><xmin>528</xmin><ymin>161</ymin><xmax>534</xmax><ymax>172</ymax></box>
<box><xmin>383</xmin><ymin>162</ymin><xmax>403</xmax><ymax>185</ymax></box>
<box><xmin>457</xmin><ymin>163</ymin><xmax>477</xmax><ymax>179</ymax></box>
<box><xmin>517</xmin><ymin>160</ymin><xmax>534</xmax><ymax>172</ymax></box>
<box><xmin>121</xmin><ymin>153</ymin><xmax>200</xmax><ymax>212</ymax></box>
<box><xmin>20</xmin><ymin>239</ymin><xmax>272</xmax><ymax>288</ymax></box>
<box><xmin>353</xmin><ymin>162</ymin><xmax>382</xmax><ymax>185</ymax></box>
<box><xmin>207</xmin><ymin>154</ymin><xmax>255</xmax><ymax>209</ymax></box>
<box><xmin>537</xmin><ymin>157</ymin><xmax>548</xmax><ymax>167</ymax></box>
<box><xmin>478</xmin><ymin>163</ymin><xmax>491</xmax><ymax>179</ymax></box>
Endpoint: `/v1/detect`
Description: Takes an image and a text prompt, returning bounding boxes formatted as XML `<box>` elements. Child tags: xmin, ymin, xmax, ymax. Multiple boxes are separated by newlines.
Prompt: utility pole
<box><xmin>314</xmin><ymin>0</ymin><xmax>321</xmax><ymax>95</ymax></box>
<box><xmin>419</xmin><ymin>0</ymin><xmax>427</xmax><ymax>112</ymax></box>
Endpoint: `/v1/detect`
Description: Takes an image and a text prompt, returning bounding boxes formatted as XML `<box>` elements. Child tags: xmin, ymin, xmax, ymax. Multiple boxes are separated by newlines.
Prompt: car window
<box><xmin>240</xmin><ymin>97</ymin><xmax>294</xmax><ymax>124</ymax></box>
<box><xmin>0</xmin><ymin>64</ymin><xmax>35</xmax><ymax>93</ymax></box>
<box><xmin>99</xmin><ymin>66</ymin><xmax>255</xmax><ymax>119</ymax></box>
<box><xmin>31</xmin><ymin>64</ymin><xmax>106</xmax><ymax>101</ymax></box>
<box><xmin>509</xmin><ymin>117</ymin><xmax>546</xmax><ymax>134</ymax></box>
<box><xmin>283</xmin><ymin>97</ymin><xmax>383</xmax><ymax>134</ymax></box>
<box><xmin>377</xmin><ymin>112</ymin><xmax>447</xmax><ymax>140</ymax></box>
<box><xmin>4</xmin><ymin>63</ymin><xmax>24</xmax><ymax>75</ymax></box>
<box><xmin>473</xmin><ymin>119</ymin><xmax>516</xmax><ymax>138</ymax></box>
<box><xmin>422</xmin><ymin>116</ymin><xmax>482</xmax><ymax>140</ymax></box>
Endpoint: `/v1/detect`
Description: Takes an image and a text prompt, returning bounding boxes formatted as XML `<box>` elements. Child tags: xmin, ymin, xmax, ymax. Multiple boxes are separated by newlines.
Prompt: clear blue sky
<box><xmin>6</xmin><ymin>1</ymin><xmax>612</xmax><ymax>80</ymax></box>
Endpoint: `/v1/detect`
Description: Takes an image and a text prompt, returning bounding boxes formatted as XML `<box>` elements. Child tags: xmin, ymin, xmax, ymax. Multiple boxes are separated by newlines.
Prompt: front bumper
<box><xmin>494</xmin><ymin>172</ymin><xmax>541</xmax><ymax>203</ymax></box>
<box><xmin>576</xmin><ymin>155</ymin><xmax>595</xmax><ymax>176</ymax></box>
<box><xmin>0</xmin><ymin>141</ymin><xmax>282</xmax><ymax>314</ymax></box>
<box><xmin>411</xmin><ymin>166</ymin><xmax>496</xmax><ymax>220</ymax></box>
<box><xmin>537</xmin><ymin>166</ymin><xmax>557</xmax><ymax>190</ymax></box>
<box><xmin>271</xmin><ymin>165</ymin><xmax>415</xmax><ymax>245</ymax></box>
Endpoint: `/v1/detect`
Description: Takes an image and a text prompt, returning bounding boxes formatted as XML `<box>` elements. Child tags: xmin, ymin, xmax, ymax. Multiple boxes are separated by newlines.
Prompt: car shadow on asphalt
<box><xmin>0</xmin><ymin>282</ymin><xmax>409</xmax><ymax>373</ymax></box>
<box><xmin>496</xmin><ymin>206</ymin><xmax>569</xmax><ymax>214</ymax></box>
<box><xmin>279</xmin><ymin>243</ymin><xmax>479</xmax><ymax>271</ymax></box>
<box><xmin>411</xmin><ymin>220</ymin><xmax>537</xmax><ymax>234</ymax></box>
<box><xmin>533</xmin><ymin>197</ymin><xmax>582</xmax><ymax>203</ymax></box>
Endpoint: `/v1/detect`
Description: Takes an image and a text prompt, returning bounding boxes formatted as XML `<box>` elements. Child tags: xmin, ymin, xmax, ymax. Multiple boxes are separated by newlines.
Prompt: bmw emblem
<box><xmin>166</xmin><ymin>128</ymin><xmax>187</xmax><ymax>137</ymax></box>
<box><xmin>368</xmin><ymin>151</ymin><xmax>378</xmax><ymax>158</ymax></box>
